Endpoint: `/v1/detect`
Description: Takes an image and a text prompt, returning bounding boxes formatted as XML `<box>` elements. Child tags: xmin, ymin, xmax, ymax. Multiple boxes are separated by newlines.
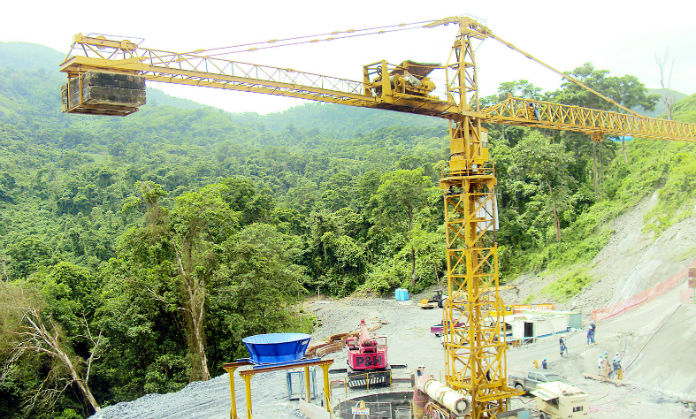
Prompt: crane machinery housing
<box><xmin>59</xmin><ymin>16</ymin><xmax>696</xmax><ymax>419</ymax></box>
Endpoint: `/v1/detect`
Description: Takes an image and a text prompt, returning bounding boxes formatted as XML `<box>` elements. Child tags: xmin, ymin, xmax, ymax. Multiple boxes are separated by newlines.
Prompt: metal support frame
<box><xmin>440</xmin><ymin>21</ymin><xmax>522</xmax><ymax>419</ymax></box>
<box><xmin>484</xmin><ymin>96</ymin><xmax>696</xmax><ymax>142</ymax></box>
<box><xmin>222</xmin><ymin>358</ymin><xmax>334</xmax><ymax>419</ymax></box>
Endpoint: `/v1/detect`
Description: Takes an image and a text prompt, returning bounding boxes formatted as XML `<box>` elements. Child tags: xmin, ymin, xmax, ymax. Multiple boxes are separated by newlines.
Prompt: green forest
<box><xmin>0</xmin><ymin>42</ymin><xmax>695</xmax><ymax>418</ymax></box>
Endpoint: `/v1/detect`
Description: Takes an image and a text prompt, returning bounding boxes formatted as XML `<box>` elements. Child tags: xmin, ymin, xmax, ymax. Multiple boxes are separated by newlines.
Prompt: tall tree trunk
<box><xmin>656</xmin><ymin>49</ymin><xmax>675</xmax><ymax>120</ymax></box>
<box><xmin>665</xmin><ymin>96</ymin><xmax>674</xmax><ymax>120</ymax></box>
<box><xmin>547</xmin><ymin>181</ymin><xmax>562</xmax><ymax>241</ymax></box>
<box><xmin>73</xmin><ymin>371</ymin><xmax>100</xmax><ymax>412</ymax></box>
<box><xmin>592</xmin><ymin>142</ymin><xmax>599</xmax><ymax>198</ymax></box>
<box><xmin>174</xmin><ymin>238</ymin><xmax>211</xmax><ymax>381</ymax></box>
<box><xmin>189</xmin><ymin>294</ymin><xmax>210</xmax><ymax>381</ymax></box>
<box><xmin>408</xmin><ymin>210</ymin><xmax>416</xmax><ymax>287</ymax></box>
<box><xmin>410</xmin><ymin>245</ymin><xmax>416</xmax><ymax>287</ymax></box>
<box><xmin>55</xmin><ymin>337</ymin><xmax>100</xmax><ymax>412</ymax></box>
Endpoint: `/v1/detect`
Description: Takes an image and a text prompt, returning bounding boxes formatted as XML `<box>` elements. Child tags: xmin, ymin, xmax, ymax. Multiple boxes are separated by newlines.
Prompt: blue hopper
<box><xmin>242</xmin><ymin>333</ymin><xmax>312</xmax><ymax>364</ymax></box>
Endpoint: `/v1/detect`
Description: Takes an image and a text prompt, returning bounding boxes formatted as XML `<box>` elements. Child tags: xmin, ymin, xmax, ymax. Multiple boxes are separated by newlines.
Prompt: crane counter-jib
<box><xmin>60</xmin><ymin>58</ymin><xmax>471</xmax><ymax>118</ymax></box>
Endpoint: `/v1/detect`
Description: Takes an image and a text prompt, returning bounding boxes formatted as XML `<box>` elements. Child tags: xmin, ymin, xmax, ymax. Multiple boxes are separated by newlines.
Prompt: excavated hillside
<box><xmin>506</xmin><ymin>192</ymin><xmax>696</xmax><ymax>314</ymax></box>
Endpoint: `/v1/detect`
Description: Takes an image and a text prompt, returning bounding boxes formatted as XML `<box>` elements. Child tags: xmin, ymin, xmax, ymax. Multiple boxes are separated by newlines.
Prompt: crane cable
<box><xmin>89</xmin><ymin>15</ymin><xmax>637</xmax><ymax>117</ymax></box>
<box><xmin>189</xmin><ymin>17</ymin><xmax>639</xmax><ymax>117</ymax></box>
<box><xmin>486</xmin><ymin>32</ymin><xmax>639</xmax><ymax>116</ymax></box>
<box><xmin>624</xmin><ymin>304</ymin><xmax>682</xmax><ymax>371</ymax></box>
<box><xmin>184</xmin><ymin>19</ymin><xmax>438</xmax><ymax>57</ymax></box>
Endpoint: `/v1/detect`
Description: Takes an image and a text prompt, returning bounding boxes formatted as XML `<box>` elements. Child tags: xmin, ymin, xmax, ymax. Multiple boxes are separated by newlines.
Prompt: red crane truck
<box><xmin>345</xmin><ymin>320</ymin><xmax>391</xmax><ymax>389</ymax></box>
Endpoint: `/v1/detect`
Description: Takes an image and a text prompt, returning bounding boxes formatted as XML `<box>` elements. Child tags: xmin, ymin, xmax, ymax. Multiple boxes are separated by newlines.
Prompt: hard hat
<box><xmin>543</xmin><ymin>357</ymin><xmax>547</xmax><ymax>360</ymax></box>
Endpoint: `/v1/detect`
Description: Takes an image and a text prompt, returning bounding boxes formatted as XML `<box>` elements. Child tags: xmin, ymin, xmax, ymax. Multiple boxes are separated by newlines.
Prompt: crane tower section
<box><xmin>437</xmin><ymin>18</ymin><xmax>520</xmax><ymax>419</ymax></box>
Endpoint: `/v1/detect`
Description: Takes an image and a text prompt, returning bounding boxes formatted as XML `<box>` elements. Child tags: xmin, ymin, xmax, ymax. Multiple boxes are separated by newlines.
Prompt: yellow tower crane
<box><xmin>59</xmin><ymin>17</ymin><xmax>696</xmax><ymax>419</ymax></box>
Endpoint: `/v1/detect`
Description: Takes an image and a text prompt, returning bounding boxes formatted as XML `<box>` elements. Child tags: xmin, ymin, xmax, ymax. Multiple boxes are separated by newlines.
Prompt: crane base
<box><xmin>347</xmin><ymin>366</ymin><xmax>391</xmax><ymax>389</ymax></box>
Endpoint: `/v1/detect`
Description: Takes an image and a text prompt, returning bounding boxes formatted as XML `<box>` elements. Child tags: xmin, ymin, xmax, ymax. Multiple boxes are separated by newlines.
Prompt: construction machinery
<box><xmin>419</xmin><ymin>289</ymin><xmax>444</xmax><ymax>309</ymax></box>
<box><xmin>59</xmin><ymin>17</ymin><xmax>696</xmax><ymax>418</ymax></box>
<box><xmin>531</xmin><ymin>382</ymin><xmax>589</xmax><ymax>419</ymax></box>
<box><xmin>345</xmin><ymin>319</ymin><xmax>391</xmax><ymax>389</ymax></box>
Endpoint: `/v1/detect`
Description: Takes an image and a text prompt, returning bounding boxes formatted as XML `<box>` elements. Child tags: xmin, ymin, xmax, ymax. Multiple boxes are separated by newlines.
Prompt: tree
<box><xmin>655</xmin><ymin>49</ymin><xmax>676</xmax><ymax>120</ymax></box>
<box><xmin>370</xmin><ymin>168</ymin><xmax>436</xmax><ymax>287</ymax></box>
<box><xmin>0</xmin><ymin>282</ymin><xmax>102</xmax><ymax>414</ymax></box>
<box><xmin>507</xmin><ymin>132</ymin><xmax>574</xmax><ymax>242</ymax></box>
<box><xmin>167</xmin><ymin>184</ymin><xmax>238</xmax><ymax>381</ymax></box>
<box><xmin>208</xmin><ymin>223</ymin><xmax>308</xmax><ymax>361</ymax></box>
<box><xmin>304</xmin><ymin>209</ymin><xmax>368</xmax><ymax>296</ymax></box>
<box><xmin>550</xmin><ymin>63</ymin><xmax>656</xmax><ymax>184</ymax></box>
<box><xmin>550</xmin><ymin>63</ymin><xmax>656</xmax><ymax>112</ymax></box>
<box><xmin>483</xmin><ymin>79</ymin><xmax>543</xmax><ymax>106</ymax></box>
<box><xmin>5</xmin><ymin>237</ymin><xmax>56</xmax><ymax>280</ymax></box>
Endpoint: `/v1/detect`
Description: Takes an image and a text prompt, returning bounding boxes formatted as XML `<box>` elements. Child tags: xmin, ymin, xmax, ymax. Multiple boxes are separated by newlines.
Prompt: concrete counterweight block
<box><xmin>61</xmin><ymin>71</ymin><xmax>146</xmax><ymax>116</ymax></box>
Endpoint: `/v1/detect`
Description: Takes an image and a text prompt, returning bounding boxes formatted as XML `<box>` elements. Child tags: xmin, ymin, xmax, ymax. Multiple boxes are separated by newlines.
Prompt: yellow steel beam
<box><xmin>59</xmin><ymin>35</ymin><xmax>696</xmax><ymax>144</ymax></box>
<box><xmin>60</xmin><ymin>43</ymin><xmax>467</xmax><ymax>118</ymax></box>
<box><xmin>484</xmin><ymin>96</ymin><xmax>696</xmax><ymax>142</ymax></box>
<box><xmin>439</xmin><ymin>21</ymin><xmax>524</xmax><ymax>419</ymax></box>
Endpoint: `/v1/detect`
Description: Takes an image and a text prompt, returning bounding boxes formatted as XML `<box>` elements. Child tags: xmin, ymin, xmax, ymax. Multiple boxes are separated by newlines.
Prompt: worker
<box><xmin>559</xmin><ymin>336</ymin><xmax>568</xmax><ymax>357</ymax></box>
<box><xmin>597</xmin><ymin>354</ymin><xmax>603</xmax><ymax>374</ymax></box>
<box><xmin>542</xmin><ymin>358</ymin><xmax>548</xmax><ymax>369</ymax></box>
<box><xmin>600</xmin><ymin>351</ymin><xmax>610</xmax><ymax>377</ymax></box>
<box><xmin>587</xmin><ymin>321</ymin><xmax>596</xmax><ymax>344</ymax></box>
<box><xmin>612</xmin><ymin>352</ymin><xmax>622</xmax><ymax>379</ymax></box>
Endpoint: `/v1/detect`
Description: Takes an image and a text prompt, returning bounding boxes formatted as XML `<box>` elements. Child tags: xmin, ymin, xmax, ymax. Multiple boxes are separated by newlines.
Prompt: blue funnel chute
<box><xmin>242</xmin><ymin>333</ymin><xmax>311</xmax><ymax>364</ymax></box>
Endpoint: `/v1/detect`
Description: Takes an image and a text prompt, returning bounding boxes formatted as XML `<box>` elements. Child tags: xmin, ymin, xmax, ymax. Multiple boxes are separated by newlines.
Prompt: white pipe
<box><xmin>418</xmin><ymin>376</ymin><xmax>471</xmax><ymax>415</ymax></box>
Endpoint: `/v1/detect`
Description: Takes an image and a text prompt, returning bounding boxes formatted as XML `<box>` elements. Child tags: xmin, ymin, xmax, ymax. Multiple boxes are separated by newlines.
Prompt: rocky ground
<box><xmin>505</xmin><ymin>194</ymin><xmax>696</xmax><ymax>316</ymax></box>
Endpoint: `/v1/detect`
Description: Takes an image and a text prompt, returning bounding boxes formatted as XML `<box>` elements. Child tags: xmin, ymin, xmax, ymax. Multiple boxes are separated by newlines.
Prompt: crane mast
<box><xmin>437</xmin><ymin>18</ymin><xmax>519</xmax><ymax>418</ymax></box>
<box><xmin>59</xmin><ymin>17</ymin><xmax>696</xmax><ymax>419</ymax></box>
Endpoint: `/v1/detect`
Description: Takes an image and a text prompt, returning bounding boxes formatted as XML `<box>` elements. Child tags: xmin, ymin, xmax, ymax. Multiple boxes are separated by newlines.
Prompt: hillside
<box><xmin>0</xmin><ymin>41</ymin><xmax>695</xmax><ymax>419</ymax></box>
<box><xmin>644</xmin><ymin>88</ymin><xmax>688</xmax><ymax>118</ymax></box>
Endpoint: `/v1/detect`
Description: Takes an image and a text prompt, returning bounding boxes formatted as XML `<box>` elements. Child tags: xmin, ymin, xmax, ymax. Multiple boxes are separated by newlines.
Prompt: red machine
<box><xmin>345</xmin><ymin>320</ymin><xmax>390</xmax><ymax>388</ymax></box>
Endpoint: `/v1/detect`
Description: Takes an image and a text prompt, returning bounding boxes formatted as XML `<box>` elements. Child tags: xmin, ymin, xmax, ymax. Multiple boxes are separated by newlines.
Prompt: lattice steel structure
<box><xmin>438</xmin><ymin>19</ymin><xmax>522</xmax><ymax>419</ymax></box>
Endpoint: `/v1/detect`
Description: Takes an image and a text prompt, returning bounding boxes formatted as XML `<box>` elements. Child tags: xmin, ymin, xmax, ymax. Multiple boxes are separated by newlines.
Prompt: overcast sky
<box><xmin>2</xmin><ymin>0</ymin><xmax>693</xmax><ymax>114</ymax></box>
